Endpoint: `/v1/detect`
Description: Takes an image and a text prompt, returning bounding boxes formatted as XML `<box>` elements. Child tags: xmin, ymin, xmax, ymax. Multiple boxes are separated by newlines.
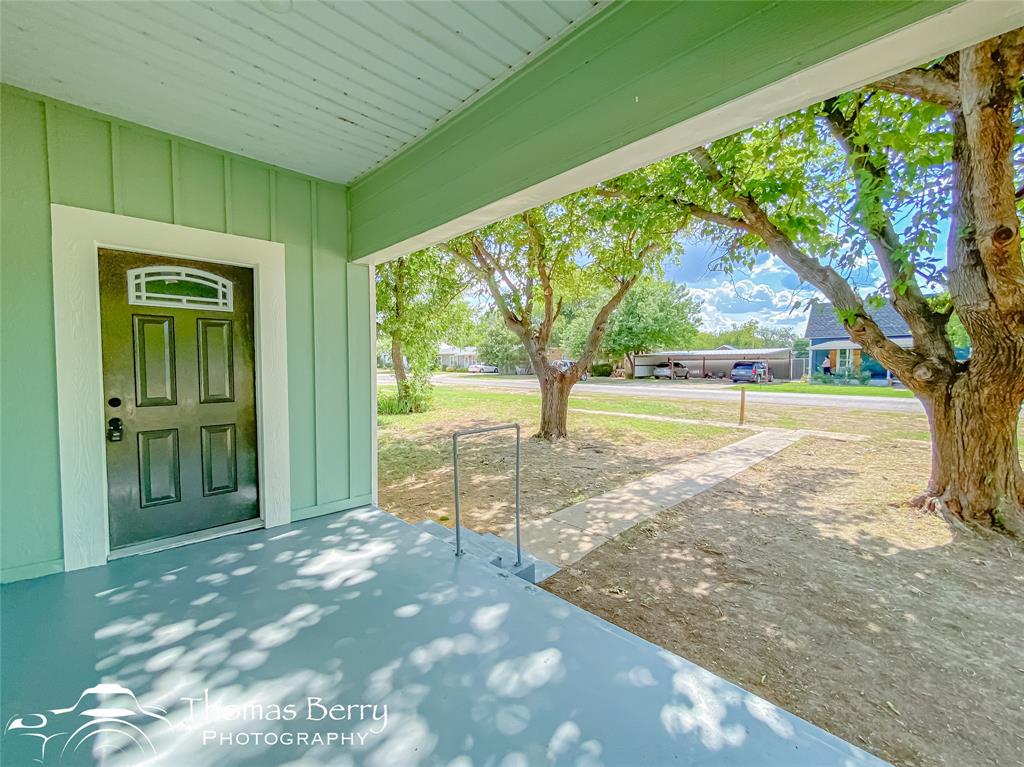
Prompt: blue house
<box><xmin>804</xmin><ymin>301</ymin><xmax>913</xmax><ymax>380</ymax></box>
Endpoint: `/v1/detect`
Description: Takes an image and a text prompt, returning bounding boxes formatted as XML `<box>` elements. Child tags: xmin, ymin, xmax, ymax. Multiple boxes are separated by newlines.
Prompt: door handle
<box><xmin>107</xmin><ymin>417</ymin><xmax>125</xmax><ymax>442</ymax></box>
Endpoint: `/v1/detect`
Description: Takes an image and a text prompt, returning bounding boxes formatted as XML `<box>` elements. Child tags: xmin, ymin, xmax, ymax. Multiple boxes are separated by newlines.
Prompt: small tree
<box><xmin>617</xmin><ymin>30</ymin><xmax>1024</xmax><ymax>533</ymax></box>
<box><xmin>445</xmin><ymin>191</ymin><xmax>677</xmax><ymax>440</ymax></box>
<box><xmin>376</xmin><ymin>249</ymin><xmax>468</xmax><ymax>412</ymax></box>
<box><xmin>693</xmin><ymin>319</ymin><xmax>766</xmax><ymax>349</ymax></box>
<box><xmin>476</xmin><ymin>311</ymin><xmax>526</xmax><ymax>371</ymax></box>
<box><xmin>562</xmin><ymin>277</ymin><xmax>701</xmax><ymax>371</ymax></box>
<box><xmin>755</xmin><ymin>325</ymin><xmax>799</xmax><ymax>348</ymax></box>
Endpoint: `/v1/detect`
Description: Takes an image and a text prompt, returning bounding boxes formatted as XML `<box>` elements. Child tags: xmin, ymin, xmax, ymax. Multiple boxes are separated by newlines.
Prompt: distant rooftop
<box><xmin>439</xmin><ymin>344</ymin><xmax>477</xmax><ymax>355</ymax></box>
<box><xmin>804</xmin><ymin>300</ymin><xmax>911</xmax><ymax>339</ymax></box>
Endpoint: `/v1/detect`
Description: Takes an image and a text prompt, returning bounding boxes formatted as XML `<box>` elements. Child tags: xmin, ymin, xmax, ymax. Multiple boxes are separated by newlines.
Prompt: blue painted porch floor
<box><xmin>1</xmin><ymin>508</ymin><xmax>888</xmax><ymax>766</ymax></box>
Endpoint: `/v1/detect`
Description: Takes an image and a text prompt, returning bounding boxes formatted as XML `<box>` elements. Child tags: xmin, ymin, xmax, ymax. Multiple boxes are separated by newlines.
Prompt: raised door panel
<box><xmin>133</xmin><ymin>315</ymin><xmax>177</xmax><ymax>406</ymax></box>
<box><xmin>101</xmin><ymin>248</ymin><xmax>260</xmax><ymax>550</ymax></box>
<box><xmin>198</xmin><ymin>318</ymin><xmax>235</xmax><ymax>403</ymax></box>
<box><xmin>201</xmin><ymin>424</ymin><xmax>238</xmax><ymax>496</ymax></box>
<box><xmin>138</xmin><ymin>428</ymin><xmax>180</xmax><ymax>507</ymax></box>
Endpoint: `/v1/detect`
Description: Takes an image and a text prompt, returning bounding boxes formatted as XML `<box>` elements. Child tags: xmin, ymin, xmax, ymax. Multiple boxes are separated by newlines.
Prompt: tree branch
<box><xmin>681</xmin><ymin>143</ymin><xmax>924</xmax><ymax>379</ymax></box>
<box><xmin>679</xmin><ymin>140</ymin><xmax>937</xmax><ymax>380</ymax></box>
<box><xmin>688</xmin><ymin>146</ymin><xmax>725</xmax><ymax>184</ymax></box>
<box><xmin>448</xmin><ymin>241</ymin><xmax>524</xmax><ymax>336</ymax></box>
<box><xmin>871</xmin><ymin>56</ymin><xmax>960</xmax><ymax>107</ymax></box>
<box><xmin>577</xmin><ymin>276</ymin><xmax>637</xmax><ymax>373</ymax></box>
<box><xmin>822</xmin><ymin>98</ymin><xmax>954</xmax><ymax>362</ymax></box>
<box><xmin>682</xmin><ymin>203</ymin><xmax>754</xmax><ymax>233</ymax></box>
<box><xmin>470</xmin><ymin>236</ymin><xmax>526</xmax><ymax>319</ymax></box>
<box><xmin>522</xmin><ymin>211</ymin><xmax>559</xmax><ymax>348</ymax></box>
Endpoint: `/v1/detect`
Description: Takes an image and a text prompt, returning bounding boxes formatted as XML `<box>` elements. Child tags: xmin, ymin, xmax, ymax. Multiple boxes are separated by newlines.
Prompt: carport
<box><xmin>633</xmin><ymin>347</ymin><xmax>799</xmax><ymax>380</ymax></box>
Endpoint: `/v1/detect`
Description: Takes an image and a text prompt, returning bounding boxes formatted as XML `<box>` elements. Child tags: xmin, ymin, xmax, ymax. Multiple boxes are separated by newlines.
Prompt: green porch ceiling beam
<box><xmin>350</xmin><ymin>0</ymin><xmax>990</xmax><ymax>262</ymax></box>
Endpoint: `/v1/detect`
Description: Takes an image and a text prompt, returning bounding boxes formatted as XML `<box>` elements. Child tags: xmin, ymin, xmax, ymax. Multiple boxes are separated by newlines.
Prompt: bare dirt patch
<box><xmin>379</xmin><ymin>409</ymin><xmax>742</xmax><ymax>535</ymax></box>
<box><xmin>544</xmin><ymin>437</ymin><xmax>1024</xmax><ymax>767</ymax></box>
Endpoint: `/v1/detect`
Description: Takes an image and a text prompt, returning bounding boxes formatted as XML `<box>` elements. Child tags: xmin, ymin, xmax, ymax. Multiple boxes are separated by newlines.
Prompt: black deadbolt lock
<box><xmin>107</xmin><ymin>417</ymin><xmax>125</xmax><ymax>443</ymax></box>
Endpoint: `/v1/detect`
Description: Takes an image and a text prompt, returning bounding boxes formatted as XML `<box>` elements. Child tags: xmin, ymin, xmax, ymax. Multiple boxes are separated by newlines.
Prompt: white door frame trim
<box><xmin>50</xmin><ymin>204</ymin><xmax>291</xmax><ymax>571</ymax></box>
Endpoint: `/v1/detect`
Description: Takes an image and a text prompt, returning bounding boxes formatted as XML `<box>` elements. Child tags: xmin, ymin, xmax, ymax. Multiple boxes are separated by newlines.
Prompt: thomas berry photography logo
<box><xmin>4</xmin><ymin>683</ymin><xmax>170</xmax><ymax>765</ymax></box>
<box><xmin>6</xmin><ymin>682</ymin><xmax>390</xmax><ymax>764</ymax></box>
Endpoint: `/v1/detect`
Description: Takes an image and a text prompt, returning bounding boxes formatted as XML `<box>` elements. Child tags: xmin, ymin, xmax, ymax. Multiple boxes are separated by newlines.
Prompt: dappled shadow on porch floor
<box><xmin>2</xmin><ymin>507</ymin><xmax>885</xmax><ymax>766</ymax></box>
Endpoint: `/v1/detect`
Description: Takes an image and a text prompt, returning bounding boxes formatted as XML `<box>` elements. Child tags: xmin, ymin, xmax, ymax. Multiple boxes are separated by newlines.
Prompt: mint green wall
<box><xmin>349</xmin><ymin>0</ymin><xmax>959</xmax><ymax>260</ymax></box>
<box><xmin>0</xmin><ymin>86</ymin><xmax>373</xmax><ymax>582</ymax></box>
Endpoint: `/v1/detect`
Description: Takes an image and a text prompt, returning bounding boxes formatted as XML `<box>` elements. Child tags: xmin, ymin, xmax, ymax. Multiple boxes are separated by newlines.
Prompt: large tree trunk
<box><xmin>919</xmin><ymin>374</ymin><xmax>1024</xmax><ymax>534</ymax></box>
<box><xmin>537</xmin><ymin>369</ymin><xmax>573</xmax><ymax>441</ymax></box>
<box><xmin>391</xmin><ymin>335</ymin><xmax>408</xmax><ymax>397</ymax></box>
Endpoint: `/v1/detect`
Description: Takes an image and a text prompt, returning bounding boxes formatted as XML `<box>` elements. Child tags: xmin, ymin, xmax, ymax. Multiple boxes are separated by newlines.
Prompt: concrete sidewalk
<box><xmin>506</xmin><ymin>430</ymin><xmax>804</xmax><ymax>566</ymax></box>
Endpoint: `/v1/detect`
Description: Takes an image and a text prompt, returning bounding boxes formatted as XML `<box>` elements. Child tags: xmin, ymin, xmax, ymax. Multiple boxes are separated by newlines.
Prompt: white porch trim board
<box><xmin>50</xmin><ymin>204</ymin><xmax>291</xmax><ymax>572</ymax></box>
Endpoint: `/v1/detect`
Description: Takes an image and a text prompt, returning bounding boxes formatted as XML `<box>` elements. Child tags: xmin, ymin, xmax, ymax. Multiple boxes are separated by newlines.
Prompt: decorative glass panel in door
<box><xmin>98</xmin><ymin>248</ymin><xmax>259</xmax><ymax>550</ymax></box>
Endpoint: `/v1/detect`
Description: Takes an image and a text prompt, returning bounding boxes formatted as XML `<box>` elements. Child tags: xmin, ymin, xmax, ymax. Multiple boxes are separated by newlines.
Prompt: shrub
<box><xmin>377</xmin><ymin>391</ymin><xmax>410</xmax><ymax>415</ymax></box>
<box><xmin>377</xmin><ymin>376</ymin><xmax>433</xmax><ymax>414</ymax></box>
<box><xmin>810</xmin><ymin>369</ymin><xmax>872</xmax><ymax>385</ymax></box>
<box><xmin>591</xmin><ymin>362</ymin><xmax>614</xmax><ymax>377</ymax></box>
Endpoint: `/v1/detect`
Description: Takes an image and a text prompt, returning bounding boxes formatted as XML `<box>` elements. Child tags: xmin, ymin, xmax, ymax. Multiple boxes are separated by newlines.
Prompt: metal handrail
<box><xmin>452</xmin><ymin>423</ymin><xmax>522</xmax><ymax>567</ymax></box>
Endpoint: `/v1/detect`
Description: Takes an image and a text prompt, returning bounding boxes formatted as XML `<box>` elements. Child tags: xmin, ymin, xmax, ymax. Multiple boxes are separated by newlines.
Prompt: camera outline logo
<box><xmin>5</xmin><ymin>683</ymin><xmax>169</xmax><ymax>765</ymax></box>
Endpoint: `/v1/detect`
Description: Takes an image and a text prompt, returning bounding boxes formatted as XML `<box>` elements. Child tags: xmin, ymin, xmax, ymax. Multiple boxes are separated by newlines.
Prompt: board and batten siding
<box><xmin>1</xmin><ymin>85</ymin><xmax>374</xmax><ymax>582</ymax></box>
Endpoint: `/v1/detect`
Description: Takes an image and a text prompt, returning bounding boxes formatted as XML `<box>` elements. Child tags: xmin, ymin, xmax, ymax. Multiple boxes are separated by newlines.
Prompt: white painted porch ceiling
<box><xmin>1</xmin><ymin>0</ymin><xmax>604</xmax><ymax>183</ymax></box>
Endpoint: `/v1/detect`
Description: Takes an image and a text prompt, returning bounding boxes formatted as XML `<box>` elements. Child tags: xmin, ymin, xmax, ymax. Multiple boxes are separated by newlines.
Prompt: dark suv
<box><xmin>731</xmin><ymin>360</ymin><xmax>773</xmax><ymax>383</ymax></box>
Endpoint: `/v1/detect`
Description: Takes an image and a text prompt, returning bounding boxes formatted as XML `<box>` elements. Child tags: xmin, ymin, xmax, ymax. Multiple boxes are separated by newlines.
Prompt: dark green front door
<box><xmin>98</xmin><ymin>248</ymin><xmax>259</xmax><ymax>551</ymax></box>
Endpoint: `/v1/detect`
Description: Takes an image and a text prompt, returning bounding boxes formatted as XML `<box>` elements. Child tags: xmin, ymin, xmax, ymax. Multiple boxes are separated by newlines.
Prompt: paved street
<box><xmin>378</xmin><ymin>372</ymin><xmax>925</xmax><ymax>413</ymax></box>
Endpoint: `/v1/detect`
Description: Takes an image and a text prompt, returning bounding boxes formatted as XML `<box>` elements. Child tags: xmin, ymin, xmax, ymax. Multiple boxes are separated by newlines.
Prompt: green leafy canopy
<box><xmin>561</xmin><ymin>277</ymin><xmax>701</xmax><ymax>360</ymax></box>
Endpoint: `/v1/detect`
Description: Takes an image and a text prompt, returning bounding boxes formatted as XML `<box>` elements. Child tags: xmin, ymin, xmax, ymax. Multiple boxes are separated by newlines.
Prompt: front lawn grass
<box><xmin>379</xmin><ymin>385</ymin><xmax>737</xmax><ymax>457</ymax></box>
<box><xmin>733</xmin><ymin>381</ymin><xmax>915</xmax><ymax>398</ymax></box>
<box><xmin>567</xmin><ymin>390</ymin><xmax>930</xmax><ymax>440</ymax></box>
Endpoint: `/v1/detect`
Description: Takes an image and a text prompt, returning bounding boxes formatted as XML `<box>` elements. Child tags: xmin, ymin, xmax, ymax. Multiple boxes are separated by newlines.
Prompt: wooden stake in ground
<box><xmin>739</xmin><ymin>386</ymin><xmax>747</xmax><ymax>425</ymax></box>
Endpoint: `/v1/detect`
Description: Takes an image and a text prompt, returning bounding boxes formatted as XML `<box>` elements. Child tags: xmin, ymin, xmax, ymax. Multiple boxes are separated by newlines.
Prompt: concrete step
<box><xmin>415</xmin><ymin>521</ymin><xmax>560</xmax><ymax>584</ymax></box>
<box><xmin>417</xmin><ymin>520</ymin><xmax>454</xmax><ymax>540</ymax></box>
<box><xmin>480</xmin><ymin>533</ymin><xmax>560</xmax><ymax>583</ymax></box>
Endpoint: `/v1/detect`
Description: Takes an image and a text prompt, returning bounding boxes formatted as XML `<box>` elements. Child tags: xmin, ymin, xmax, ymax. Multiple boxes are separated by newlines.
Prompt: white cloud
<box><xmin>696</xmin><ymin>302</ymin><xmax>734</xmax><ymax>332</ymax></box>
<box><xmin>690</xmin><ymin>279</ymin><xmax>787</xmax><ymax>314</ymax></box>
<box><xmin>771</xmin><ymin>289</ymin><xmax>795</xmax><ymax>308</ymax></box>
<box><xmin>750</xmin><ymin>254</ymin><xmax>788</xmax><ymax>276</ymax></box>
<box><xmin>688</xmin><ymin>278</ymin><xmax>818</xmax><ymax>333</ymax></box>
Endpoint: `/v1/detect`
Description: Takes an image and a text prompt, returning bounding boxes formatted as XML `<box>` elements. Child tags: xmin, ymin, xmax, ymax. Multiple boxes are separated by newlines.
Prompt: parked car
<box><xmin>730</xmin><ymin>360</ymin><xmax>773</xmax><ymax>383</ymax></box>
<box><xmin>467</xmin><ymin>363</ymin><xmax>499</xmax><ymax>373</ymax></box>
<box><xmin>552</xmin><ymin>359</ymin><xmax>588</xmax><ymax>381</ymax></box>
<box><xmin>652</xmin><ymin>361</ymin><xmax>689</xmax><ymax>380</ymax></box>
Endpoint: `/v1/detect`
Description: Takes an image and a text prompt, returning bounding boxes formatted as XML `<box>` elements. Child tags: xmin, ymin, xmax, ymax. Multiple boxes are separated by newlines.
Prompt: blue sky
<box><xmin>663</xmin><ymin>238</ymin><xmax>816</xmax><ymax>334</ymax></box>
<box><xmin>667</xmin><ymin>219</ymin><xmax>950</xmax><ymax>334</ymax></box>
